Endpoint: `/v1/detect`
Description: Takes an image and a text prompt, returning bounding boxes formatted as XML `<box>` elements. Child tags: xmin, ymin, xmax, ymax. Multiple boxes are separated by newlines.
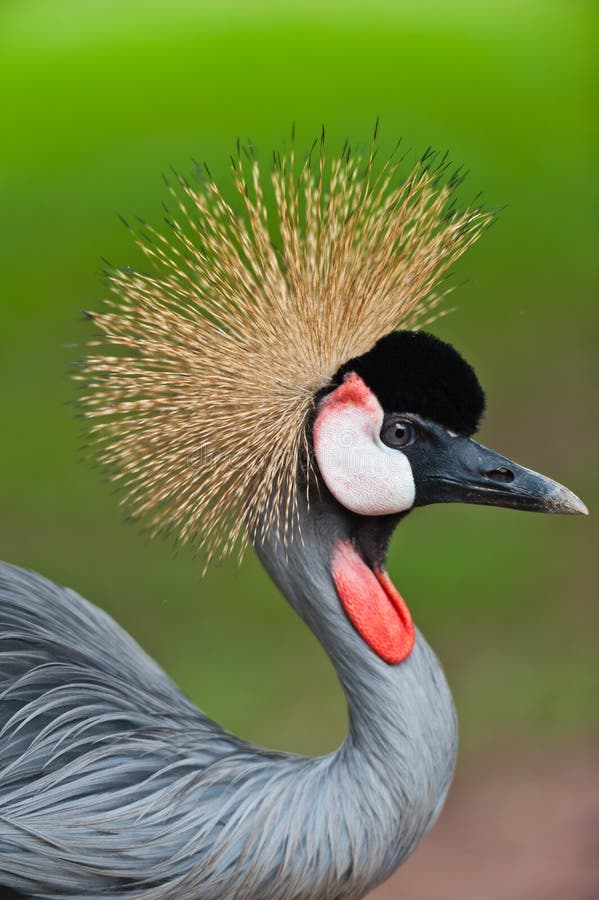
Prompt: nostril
<box><xmin>486</xmin><ymin>467</ymin><xmax>515</xmax><ymax>484</ymax></box>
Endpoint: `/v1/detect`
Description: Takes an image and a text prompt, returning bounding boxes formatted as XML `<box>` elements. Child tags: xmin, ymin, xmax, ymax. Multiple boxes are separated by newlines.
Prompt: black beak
<box><xmin>415</xmin><ymin>435</ymin><xmax>588</xmax><ymax>516</ymax></box>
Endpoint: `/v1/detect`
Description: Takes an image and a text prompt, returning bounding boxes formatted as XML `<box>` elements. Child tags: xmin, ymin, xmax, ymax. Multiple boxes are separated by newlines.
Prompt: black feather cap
<box><xmin>333</xmin><ymin>330</ymin><xmax>485</xmax><ymax>436</ymax></box>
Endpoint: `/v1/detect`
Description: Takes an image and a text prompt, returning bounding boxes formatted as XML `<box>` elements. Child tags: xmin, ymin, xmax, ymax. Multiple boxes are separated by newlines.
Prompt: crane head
<box><xmin>313</xmin><ymin>329</ymin><xmax>588</xmax><ymax>520</ymax></box>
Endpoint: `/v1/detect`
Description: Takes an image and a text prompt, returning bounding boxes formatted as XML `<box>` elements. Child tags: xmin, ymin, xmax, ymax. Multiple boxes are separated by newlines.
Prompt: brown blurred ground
<box><xmin>370</xmin><ymin>744</ymin><xmax>599</xmax><ymax>900</ymax></box>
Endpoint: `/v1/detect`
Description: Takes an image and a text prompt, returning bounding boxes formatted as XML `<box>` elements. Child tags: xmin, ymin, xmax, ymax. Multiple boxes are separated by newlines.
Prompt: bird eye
<box><xmin>380</xmin><ymin>416</ymin><xmax>417</xmax><ymax>449</ymax></box>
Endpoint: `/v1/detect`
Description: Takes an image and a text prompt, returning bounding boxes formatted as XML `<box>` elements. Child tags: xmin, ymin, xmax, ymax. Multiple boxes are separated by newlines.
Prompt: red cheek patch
<box><xmin>316</xmin><ymin>371</ymin><xmax>381</xmax><ymax>417</ymax></box>
<box><xmin>331</xmin><ymin>539</ymin><xmax>415</xmax><ymax>665</ymax></box>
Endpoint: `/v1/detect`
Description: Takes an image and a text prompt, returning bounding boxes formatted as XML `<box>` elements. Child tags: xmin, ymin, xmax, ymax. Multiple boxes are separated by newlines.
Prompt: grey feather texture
<box><xmin>0</xmin><ymin>493</ymin><xmax>457</xmax><ymax>898</ymax></box>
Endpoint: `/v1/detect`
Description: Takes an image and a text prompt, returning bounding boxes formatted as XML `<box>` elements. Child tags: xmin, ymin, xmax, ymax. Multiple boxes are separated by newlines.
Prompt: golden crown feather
<box><xmin>77</xmin><ymin>133</ymin><xmax>492</xmax><ymax>563</ymax></box>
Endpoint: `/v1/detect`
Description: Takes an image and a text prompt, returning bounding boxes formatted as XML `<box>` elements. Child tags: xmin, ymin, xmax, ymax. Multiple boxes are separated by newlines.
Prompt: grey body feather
<box><xmin>0</xmin><ymin>493</ymin><xmax>457</xmax><ymax>898</ymax></box>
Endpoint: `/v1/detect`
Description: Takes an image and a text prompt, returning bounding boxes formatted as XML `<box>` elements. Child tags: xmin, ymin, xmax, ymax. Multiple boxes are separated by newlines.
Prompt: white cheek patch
<box><xmin>313</xmin><ymin>373</ymin><xmax>416</xmax><ymax>516</ymax></box>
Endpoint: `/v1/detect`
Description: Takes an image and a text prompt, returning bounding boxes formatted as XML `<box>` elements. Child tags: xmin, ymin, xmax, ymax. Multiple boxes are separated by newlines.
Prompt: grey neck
<box><xmin>253</xmin><ymin>489</ymin><xmax>458</xmax><ymax>889</ymax></box>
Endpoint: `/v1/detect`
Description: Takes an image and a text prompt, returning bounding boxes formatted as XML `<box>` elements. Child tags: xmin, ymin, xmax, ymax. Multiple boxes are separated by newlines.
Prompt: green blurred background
<box><xmin>1</xmin><ymin>0</ymin><xmax>596</xmax><ymax>758</ymax></box>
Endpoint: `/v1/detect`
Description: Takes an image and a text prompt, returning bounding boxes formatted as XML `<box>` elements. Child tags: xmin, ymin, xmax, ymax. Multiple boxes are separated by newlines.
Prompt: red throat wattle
<box><xmin>331</xmin><ymin>540</ymin><xmax>415</xmax><ymax>665</ymax></box>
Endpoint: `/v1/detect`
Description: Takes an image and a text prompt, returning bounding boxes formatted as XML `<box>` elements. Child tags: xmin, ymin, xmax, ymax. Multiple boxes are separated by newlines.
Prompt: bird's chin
<box><xmin>350</xmin><ymin>510</ymin><xmax>407</xmax><ymax>571</ymax></box>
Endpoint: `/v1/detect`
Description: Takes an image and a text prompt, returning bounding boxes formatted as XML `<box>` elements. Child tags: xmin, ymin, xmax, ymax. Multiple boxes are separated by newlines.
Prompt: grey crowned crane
<box><xmin>0</xmin><ymin>140</ymin><xmax>587</xmax><ymax>899</ymax></box>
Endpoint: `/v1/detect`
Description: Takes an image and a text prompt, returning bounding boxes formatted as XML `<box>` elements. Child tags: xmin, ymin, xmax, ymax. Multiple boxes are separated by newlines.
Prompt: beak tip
<box><xmin>553</xmin><ymin>488</ymin><xmax>588</xmax><ymax>517</ymax></box>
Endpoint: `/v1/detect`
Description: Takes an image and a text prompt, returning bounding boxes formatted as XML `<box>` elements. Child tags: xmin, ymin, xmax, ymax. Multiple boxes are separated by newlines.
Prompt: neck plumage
<box><xmin>253</xmin><ymin>489</ymin><xmax>457</xmax><ymax>894</ymax></box>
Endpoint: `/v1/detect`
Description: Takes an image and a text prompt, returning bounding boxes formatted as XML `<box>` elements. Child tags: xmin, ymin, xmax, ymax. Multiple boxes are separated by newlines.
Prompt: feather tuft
<box><xmin>75</xmin><ymin>136</ymin><xmax>493</xmax><ymax>563</ymax></box>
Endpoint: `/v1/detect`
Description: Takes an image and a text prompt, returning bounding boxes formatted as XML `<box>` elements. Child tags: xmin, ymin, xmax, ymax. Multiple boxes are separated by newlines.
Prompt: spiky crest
<box><xmin>77</xmin><ymin>135</ymin><xmax>492</xmax><ymax>563</ymax></box>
